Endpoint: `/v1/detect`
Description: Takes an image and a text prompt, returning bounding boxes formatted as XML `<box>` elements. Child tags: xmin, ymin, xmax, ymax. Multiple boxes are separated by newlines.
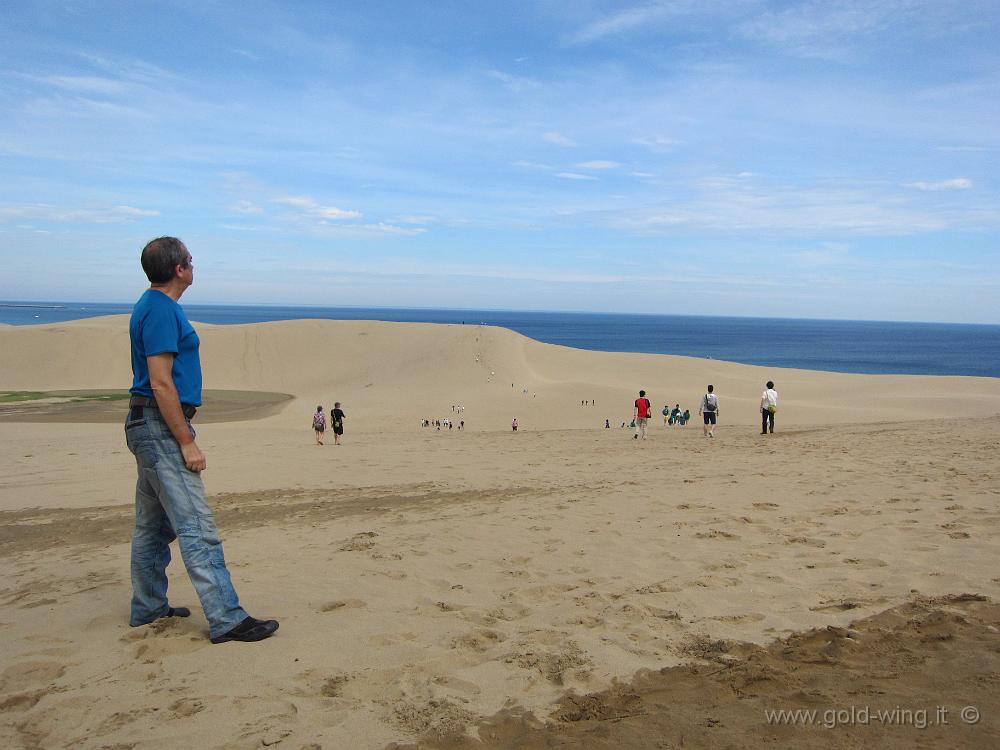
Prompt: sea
<box><xmin>2</xmin><ymin>301</ymin><xmax>999</xmax><ymax>378</ymax></box>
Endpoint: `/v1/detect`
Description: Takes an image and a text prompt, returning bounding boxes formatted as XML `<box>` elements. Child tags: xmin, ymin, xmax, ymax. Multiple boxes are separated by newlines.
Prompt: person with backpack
<box><xmin>312</xmin><ymin>405</ymin><xmax>326</xmax><ymax>445</ymax></box>
<box><xmin>633</xmin><ymin>389</ymin><xmax>651</xmax><ymax>440</ymax></box>
<box><xmin>760</xmin><ymin>381</ymin><xmax>778</xmax><ymax>434</ymax></box>
<box><xmin>699</xmin><ymin>384</ymin><xmax>719</xmax><ymax>438</ymax></box>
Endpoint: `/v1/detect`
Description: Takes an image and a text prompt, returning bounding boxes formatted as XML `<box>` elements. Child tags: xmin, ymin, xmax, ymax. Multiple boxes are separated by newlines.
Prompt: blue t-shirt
<box><xmin>129</xmin><ymin>289</ymin><xmax>203</xmax><ymax>406</ymax></box>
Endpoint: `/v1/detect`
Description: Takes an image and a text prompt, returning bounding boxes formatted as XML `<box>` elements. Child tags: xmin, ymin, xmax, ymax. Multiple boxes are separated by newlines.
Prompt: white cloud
<box><xmin>511</xmin><ymin>160</ymin><xmax>553</xmax><ymax>170</ymax></box>
<box><xmin>0</xmin><ymin>203</ymin><xmax>159</xmax><ymax>224</ymax></box>
<box><xmin>609</xmin><ymin>179</ymin><xmax>975</xmax><ymax>236</ymax></box>
<box><xmin>34</xmin><ymin>75</ymin><xmax>126</xmax><ymax>95</ymax></box>
<box><xmin>576</xmin><ymin>160</ymin><xmax>620</xmax><ymax>169</ymax></box>
<box><xmin>633</xmin><ymin>135</ymin><xmax>680</xmax><ymax>150</ymax></box>
<box><xmin>395</xmin><ymin>215</ymin><xmax>437</xmax><ymax>225</ymax></box>
<box><xmin>543</xmin><ymin>131</ymin><xmax>577</xmax><ymax>147</ymax></box>
<box><xmin>556</xmin><ymin>172</ymin><xmax>598</xmax><ymax>181</ymax></box>
<box><xmin>273</xmin><ymin>195</ymin><xmax>362</xmax><ymax>220</ymax></box>
<box><xmin>569</xmin><ymin>2</ymin><xmax>699</xmax><ymax>44</ymax></box>
<box><xmin>230</xmin><ymin>200</ymin><xmax>263</xmax><ymax>214</ymax></box>
<box><xmin>735</xmin><ymin>0</ymin><xmax>934</xmax><ymax>61</ymax></box>
<box><xmin>905</xmin><ymin>178</ymin><xmax>972</xmax><ymax>191</ymax></box>
<box><xmin>486</xmin><ymin>69</ymin><xmax>540</xmax><ymax>93</ymax></box>
<box><xmin>365</xmin><ymin>223</ymin><xmax>426</xmax><ymax>236</ymax></box>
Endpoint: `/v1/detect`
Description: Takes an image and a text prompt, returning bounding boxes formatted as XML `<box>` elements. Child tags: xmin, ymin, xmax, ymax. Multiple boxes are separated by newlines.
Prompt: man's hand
<box><xmin>181</xmin><ymin>441</ymin><xmax>207</xmax><ymax>473</ymax></box>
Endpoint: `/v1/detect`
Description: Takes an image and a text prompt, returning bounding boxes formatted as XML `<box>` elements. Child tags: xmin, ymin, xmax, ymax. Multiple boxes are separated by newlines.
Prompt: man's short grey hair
<box><xmin>141</xmin><ymin>236</ymin><xmax>188</xmax><ymax>283</ymax></box>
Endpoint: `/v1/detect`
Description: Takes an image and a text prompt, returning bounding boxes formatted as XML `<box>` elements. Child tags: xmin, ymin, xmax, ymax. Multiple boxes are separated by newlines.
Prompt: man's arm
<box><xmin>148</xmin><ymin>353</ymin><xmax>206</xmax><ymax>472</ymax></box>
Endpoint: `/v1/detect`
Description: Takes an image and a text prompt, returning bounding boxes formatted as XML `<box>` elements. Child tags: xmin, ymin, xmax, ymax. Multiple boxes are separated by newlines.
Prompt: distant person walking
<box><xmin>760</xmin><ymin>380</ymin><xmax>778</xmax><ymax>434</ymax></box>
<box><xmin>699</xmin><ymin>385</ymin><xmax>719</xmax><ymax>438</ymax></box>
<box><xmin>312</xmin><ymin>405</ymin><xmax>326</xmax><ymax>445</ymax></box>
<box><xmin>512</xmin><ymin>417</ymin><xmax>518</xmax><ymax>432</ymax></box>
<box><xmin>331</xmin><ymin>402</ymin><xmax>346</xmax><ymax>445</ymax></box>
<box><xmin>126</xmin><ymin>236</ymin><xmax>278</xmax><ymax>644</ymax></box>
<box><xmin>633</xmin><ymin>389</ymin><xmax>651</xmax><ymax>440</ymax></box>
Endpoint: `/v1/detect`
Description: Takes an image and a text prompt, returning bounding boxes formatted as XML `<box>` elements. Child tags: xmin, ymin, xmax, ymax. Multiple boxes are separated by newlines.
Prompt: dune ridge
<box><xmin>2</xmin><ymin>316</ymin><xmax>999</xmax><ymax>429</ymax></box>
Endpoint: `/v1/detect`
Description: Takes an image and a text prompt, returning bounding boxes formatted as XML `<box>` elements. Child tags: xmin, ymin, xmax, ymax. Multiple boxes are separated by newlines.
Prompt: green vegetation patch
<box><xmin>67</xmin><ymin>392</ymin><xmax>131</xmax><ymax>402</ymax></box>
<box><xmin>0</xmin><ymin>391</ymin><xmax>48</xmax><ymax>403</ymax></box>
<box><xmin>0</xmin><ymin>390</ymin><xmax>131</xmax><ymax>403</ymax></box>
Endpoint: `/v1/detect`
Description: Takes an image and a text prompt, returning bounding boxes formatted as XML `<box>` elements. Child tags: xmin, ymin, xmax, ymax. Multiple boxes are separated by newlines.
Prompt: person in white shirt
<box><xmin>760</xmin><ymin>380</ymin><xmax>778</xmax><ymax>434</ymax></box>
<box><xmin>699</xmin><ymin>384</ymin><xmax>719</xmax><ymax>438</ymax></box>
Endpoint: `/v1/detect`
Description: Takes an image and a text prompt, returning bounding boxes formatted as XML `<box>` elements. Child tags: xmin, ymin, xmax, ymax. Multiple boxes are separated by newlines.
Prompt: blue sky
<box><xmin>1</xmin><ymin>1</ymin><xmax>998</xmax><ymax>323</ymax></box>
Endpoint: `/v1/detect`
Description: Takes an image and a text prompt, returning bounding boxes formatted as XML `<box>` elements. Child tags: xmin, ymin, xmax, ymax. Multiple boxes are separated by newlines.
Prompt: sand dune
<box><xmin>2</xmin><ymin>317</ymin><xmax>999</xmax><ymax>748</ymax></box>
<box><xmin>2</xmin><ymin>316</ymin><xmax>999</xmax><ymax>429</ymax></box>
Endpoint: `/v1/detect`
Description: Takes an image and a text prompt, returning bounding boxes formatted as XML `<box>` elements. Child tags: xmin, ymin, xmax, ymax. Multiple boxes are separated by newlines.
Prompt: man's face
<box><xmin>178</xmin><ymin>245</ymin><xmax>194</xmax><ymax>285</ymax></box>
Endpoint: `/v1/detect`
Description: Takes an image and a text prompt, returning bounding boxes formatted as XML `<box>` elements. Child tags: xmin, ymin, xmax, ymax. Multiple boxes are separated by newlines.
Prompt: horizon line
<box><xmin>1</xmin><ymin>298</ymin><xmax>998</xmax><ymax>328</ymax></box>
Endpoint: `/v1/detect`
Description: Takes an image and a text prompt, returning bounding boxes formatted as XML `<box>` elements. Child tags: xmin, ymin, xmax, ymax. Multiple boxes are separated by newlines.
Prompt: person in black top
<box><xmin>331</xmin><ymin>401</ymin><xmax>346</xmax><ymax>445</ymax></box>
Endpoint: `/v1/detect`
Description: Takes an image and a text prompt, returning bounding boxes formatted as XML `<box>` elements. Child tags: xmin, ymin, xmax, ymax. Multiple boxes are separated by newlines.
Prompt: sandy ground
<box><xmin>1</xmin><ymin>317</ymin><xmax>999</xmax><ymax>749</ymax></box>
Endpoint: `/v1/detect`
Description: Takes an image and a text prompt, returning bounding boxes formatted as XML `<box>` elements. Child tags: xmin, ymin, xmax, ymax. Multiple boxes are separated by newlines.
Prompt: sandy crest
<box><xmin>1</xmin><ymin>317</ymin><xmax>999</xmax><ymax>748</ymax></box>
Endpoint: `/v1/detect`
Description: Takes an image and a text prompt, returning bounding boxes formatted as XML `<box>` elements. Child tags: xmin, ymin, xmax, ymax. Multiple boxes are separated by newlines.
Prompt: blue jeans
<box><xmin>125</xmin><ymin>408</ymin><xmax>248</xmax><ymax>638</ymax></box>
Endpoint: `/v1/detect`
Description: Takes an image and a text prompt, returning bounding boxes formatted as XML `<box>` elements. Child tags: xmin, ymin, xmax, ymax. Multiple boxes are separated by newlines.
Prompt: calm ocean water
<box><xmin>3</xmin><ymin>301</ymin><xmax>999</xmax><ymax>378</ymax></box>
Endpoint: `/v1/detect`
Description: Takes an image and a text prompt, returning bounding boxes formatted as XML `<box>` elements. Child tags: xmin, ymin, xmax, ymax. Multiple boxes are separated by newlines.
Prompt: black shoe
<box><xmin>162</xmin><ymin>606</ymin><xmax>191</xmax><ymax>619</ymax></box>
<box><xmin>211</xmin><ymin>616</ymin><xmax>279</xmax><ymax>644</ymax></box>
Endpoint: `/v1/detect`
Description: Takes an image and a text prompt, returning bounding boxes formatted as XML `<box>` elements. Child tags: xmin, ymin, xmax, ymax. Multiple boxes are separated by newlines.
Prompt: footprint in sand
<box><xmin>19</xmin><ymin>597</ymin><xmax>57</xmax><ymax>609</ymax></box>
<box><xmin>707</xmin><ymin>612</ymin><xmax>766</xmax><ymax>624</ymax></box>
<box><xmin>692</xmin><ymin>576</ymin><xmax>742</xmax><ymax>589</ymax></box>
<box><xmin>340</xmin><ymin>531</ymin><xmax>378</xmax><ymax>551</ymax></box>
<box><xmin>843</xmin><ymin>557</ymin><xmax>888</xmax><ymax>568</ymax></box>
<box><xmin>506</xmin><ymin>641</ymin><xmax>590</xmax><ymax>686</ymax></box>
<box><xmin>319</xmin><ymin>599</ymin><xmax>365</xmax><ymax>612</ymax></box>
<box><xmin>470</xmin><ymin>604</ymin><xmax>532</xmax><ymax>626</ymax></box>
<box><xmin>810</xmin><ymin>597</ymin><xmax>887</xmax><ymax>613</ymax></box>
<box><xmin>643</xmin><ymin>606</ymin><xmax>681</xmax><ymax>621</ymax></box>
<box><xmin>784</xmin><ymin>535</ymin><xmax>826</xmax><ymax>548</ymax></box>
<box><xmin>695</xmin><ymin>529</ymin><xmax>739</xmax><ymax>540</ymax></box>
<box><xmin>168</xmin><ymin>697</ymin><xmax>205</xmax><ymax>718</ymax></box>
<box><xmin>565</xmin><ymin>614</ymin><xmax>606</xmax><ymax>628</ymax></box>
<box><xmin>96</xmin><ymin>707</ymin><xmax>156</xmax><ymax>736</ymax></box>
<box><xmin>320</xmin><ymin>673</ymin><xmax>353</xmax><ymax>697</ymax></box>
<box><xmin>520</xmin><ymin>582</ymin><xmax>578</xmax><ymax>601</ymax></box>
<box><xmin>450</xmin><ymin>629</ymin><xmax>505</xmax><ymax>653</ymax></box>
<box><xmin>1</xmin><ymin>660</ymin><xmax>66</xmax><ymax>694</ymax></box>
<box><xmin>635</xmin><ymin>581</ymin><xmax>680</xmax><ymax>595</ymax></box>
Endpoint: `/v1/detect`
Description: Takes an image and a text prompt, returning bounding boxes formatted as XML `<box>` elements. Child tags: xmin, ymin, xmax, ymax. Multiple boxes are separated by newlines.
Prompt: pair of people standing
<box><xmin>696</xmin><ymin>382</ymin><xmax>778</xmax><ymax>436</ymax></box>
<box><xmin>312</xmin><ymin>403</ymin><xmax>346</xmax><ymax>445</ymax></box>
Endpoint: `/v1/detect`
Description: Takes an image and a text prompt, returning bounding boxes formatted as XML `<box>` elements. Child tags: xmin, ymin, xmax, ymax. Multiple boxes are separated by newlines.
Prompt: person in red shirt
<box><xmin>633</xmin><ymin>389</ymin><xmax>651</xmax><ymax>440</ymax></box>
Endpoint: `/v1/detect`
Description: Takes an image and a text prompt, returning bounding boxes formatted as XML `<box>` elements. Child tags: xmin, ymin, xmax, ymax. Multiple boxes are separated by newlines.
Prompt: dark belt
<box><xmin>129</xmin><ymin>395</ymin><xmax>197</xmax><ymax>419</ymax></box>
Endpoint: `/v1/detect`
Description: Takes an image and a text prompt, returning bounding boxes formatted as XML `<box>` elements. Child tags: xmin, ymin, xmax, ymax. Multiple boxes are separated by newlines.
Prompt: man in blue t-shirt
<box><xmin>125</xmin><ymin>236</ymin><xmax>278</xmax><ymax>644</ymax></box>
